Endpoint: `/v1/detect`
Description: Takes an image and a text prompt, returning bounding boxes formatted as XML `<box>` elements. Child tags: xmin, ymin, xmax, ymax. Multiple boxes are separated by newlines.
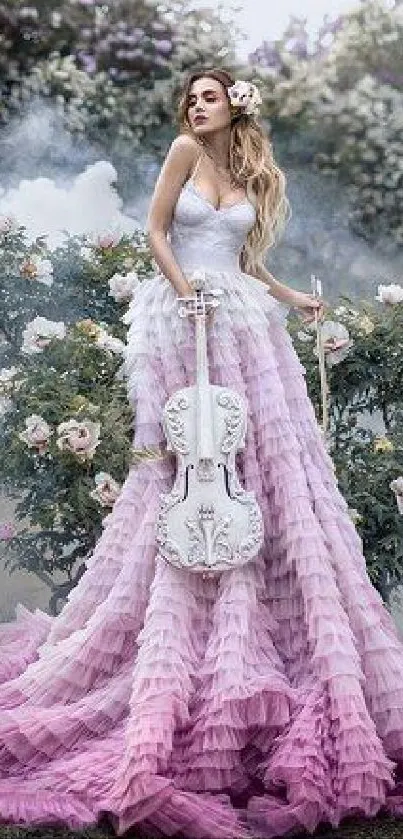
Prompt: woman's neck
<box><xmin>198</xmin><ymin>128</ymin><xmax>231</xmax><ymax>170</ymax></box>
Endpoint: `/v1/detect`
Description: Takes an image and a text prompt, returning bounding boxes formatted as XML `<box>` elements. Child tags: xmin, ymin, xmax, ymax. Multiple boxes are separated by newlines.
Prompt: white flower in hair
<box><xmin>227</xmin><ymin>80</ymin><xmax>262</xmax><ymax>116</ymax></box>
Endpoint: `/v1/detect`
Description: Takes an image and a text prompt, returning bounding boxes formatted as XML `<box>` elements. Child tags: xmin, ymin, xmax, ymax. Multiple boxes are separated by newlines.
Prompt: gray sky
<box><xmin>191</xmin><ymin>0</ymin><xmax>363</xmax><ymax>58</ymax></box>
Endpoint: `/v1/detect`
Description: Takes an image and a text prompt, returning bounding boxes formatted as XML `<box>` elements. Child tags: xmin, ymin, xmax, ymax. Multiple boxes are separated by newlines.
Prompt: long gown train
<box><xmin>1</xmin><ymin>174</ymin><xmax>403</xmax><ymax>837</ymax></box>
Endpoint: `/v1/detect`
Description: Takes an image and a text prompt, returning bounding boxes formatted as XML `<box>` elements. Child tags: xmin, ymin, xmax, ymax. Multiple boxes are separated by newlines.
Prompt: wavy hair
<box><xmin>176</xmin><ymin>67</ymin><xmax>291</xmax><ymax>275</ymax></box>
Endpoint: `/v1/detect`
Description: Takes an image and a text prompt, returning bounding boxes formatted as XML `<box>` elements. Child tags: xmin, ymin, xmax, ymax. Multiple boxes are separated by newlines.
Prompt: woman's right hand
<box><xmin>178</xmin><ymin>290</ymin><xmax>215</xmax><ymax>326</ymax></box>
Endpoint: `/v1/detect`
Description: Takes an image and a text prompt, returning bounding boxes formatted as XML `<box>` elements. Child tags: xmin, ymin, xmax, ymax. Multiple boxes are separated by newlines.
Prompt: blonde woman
<box><xmin>1</xmin><ymin>66</ymin><xmax>403</xmax><ymax>839</ymax></box>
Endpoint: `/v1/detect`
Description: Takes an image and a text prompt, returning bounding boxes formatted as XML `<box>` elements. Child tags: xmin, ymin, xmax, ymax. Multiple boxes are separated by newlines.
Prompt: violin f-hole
<box><xmin>217</xmin><ymin>462</ymin><xmax>231</xmax><ymax>496</ymax></box>
<box><xmin>183</xmin><ymin>463</ymin><xmax>194</xmax><ymax>499</ymax></box>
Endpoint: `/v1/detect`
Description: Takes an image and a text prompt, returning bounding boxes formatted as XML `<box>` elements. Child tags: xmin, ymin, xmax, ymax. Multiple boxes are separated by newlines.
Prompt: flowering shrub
<box><xmin>288</xmin><ymin>285</ymin><xmax>403</xmax><ymax>599</ymax></box>
<box><xmin>0</xmin><ymin>217</ymin><xmax>159</xmax><ymax>612</ymax></box>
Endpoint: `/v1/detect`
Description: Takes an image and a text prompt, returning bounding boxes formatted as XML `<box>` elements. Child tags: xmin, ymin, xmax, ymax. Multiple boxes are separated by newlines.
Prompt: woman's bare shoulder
<box><xmin>146</xmin><ymin>135</ymin><xmax>200</xmax><ymax>234</ymax></box>
<box><xmin>169</xmin><ymin>133</ymin><xmax>200</xmax><ymax>156</ymax></box>
<box><xmin>162</xmin><ymin>134</ymin><xmax>201</xmax><ymax>176</ymax></box>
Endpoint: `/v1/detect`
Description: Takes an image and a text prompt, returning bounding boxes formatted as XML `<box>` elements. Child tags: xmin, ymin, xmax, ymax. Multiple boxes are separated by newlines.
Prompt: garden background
<box><xmin>0</xmin><ymin>0</ymin><xmax>403</xmax><ymax>835</ymax></box>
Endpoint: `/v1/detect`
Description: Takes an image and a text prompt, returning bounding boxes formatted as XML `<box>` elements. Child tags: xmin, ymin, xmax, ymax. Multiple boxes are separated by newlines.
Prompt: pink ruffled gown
<box><xmin>1</xmin><ymin>174</ymin><xmax>403</xmax><ymax>839</ymax></box>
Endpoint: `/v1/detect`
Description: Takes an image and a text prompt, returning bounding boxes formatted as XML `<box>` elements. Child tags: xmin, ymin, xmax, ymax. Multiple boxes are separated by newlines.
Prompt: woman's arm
<box><xmin>249</xmin><ymin>261</ymin><xmax>300</xmax><ymax>306</ymax></box>
<box><xmin>146</xmin><ymin>135</ymin><xmax>198</xmax><ymax>298</ymax></box>
<box><xmin>251</xmin><ymin>261</ymin><xmax>326</xmax><ymax>322</ymax></box>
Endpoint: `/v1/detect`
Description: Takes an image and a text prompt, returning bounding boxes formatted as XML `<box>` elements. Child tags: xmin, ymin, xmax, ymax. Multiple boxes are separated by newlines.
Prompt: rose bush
<box><xmin>288</xmin><ymin>285</ymin><xmax>403</xmax><ymax>600</ymax></box>
<box><xmin>0</xmin><ymin>218</ymin><xmax>159</xmax><ymax>613</ymax></box>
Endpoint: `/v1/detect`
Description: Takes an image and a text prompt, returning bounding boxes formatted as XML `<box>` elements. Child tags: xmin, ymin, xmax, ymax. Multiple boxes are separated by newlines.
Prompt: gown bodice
<box><xmin>168</xmin><ymin>177</ymin><xmax>257</xmax><ymax>274</ymax></box>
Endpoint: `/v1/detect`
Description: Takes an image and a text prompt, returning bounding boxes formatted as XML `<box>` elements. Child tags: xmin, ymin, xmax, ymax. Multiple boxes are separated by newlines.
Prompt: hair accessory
<box><xmin>227</xmin><ymin>80</ymin><xmax>262</xmax><ymax>116</ymax></box>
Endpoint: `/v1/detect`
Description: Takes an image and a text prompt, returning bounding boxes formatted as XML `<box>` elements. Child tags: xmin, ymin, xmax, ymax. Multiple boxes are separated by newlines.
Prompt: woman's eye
<box><xmin>189</xmin><ymin>96</ymin><xmax>216</xmax><ymax>106</ymax></box>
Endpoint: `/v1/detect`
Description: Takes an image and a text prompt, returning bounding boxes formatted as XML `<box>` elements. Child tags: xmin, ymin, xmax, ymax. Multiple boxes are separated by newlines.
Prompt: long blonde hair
<box><xmin>176</xmin><ymin>67</ymin><xmax>291</xmax><ymax>274</ymax></box>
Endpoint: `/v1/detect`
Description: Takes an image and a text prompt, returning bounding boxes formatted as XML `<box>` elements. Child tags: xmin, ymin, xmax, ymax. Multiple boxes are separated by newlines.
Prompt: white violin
<box><xmin>155</xmin><ymin>272</ymin><xmax>264</xmax><ymax>578</ymax></box>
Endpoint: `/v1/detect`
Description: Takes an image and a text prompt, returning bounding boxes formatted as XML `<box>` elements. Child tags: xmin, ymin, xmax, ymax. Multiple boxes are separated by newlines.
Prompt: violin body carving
<box><xmin>155</xmin><ymin>271</ymin><xmax>264</xmax><ymax>577</ymax></box>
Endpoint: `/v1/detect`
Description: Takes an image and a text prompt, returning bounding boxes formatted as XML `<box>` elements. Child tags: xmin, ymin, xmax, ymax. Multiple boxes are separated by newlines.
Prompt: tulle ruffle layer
<box><xmin>1</xmin><ymin>268</ymin><xmax>403</xmax><ymax>836</ymax></box>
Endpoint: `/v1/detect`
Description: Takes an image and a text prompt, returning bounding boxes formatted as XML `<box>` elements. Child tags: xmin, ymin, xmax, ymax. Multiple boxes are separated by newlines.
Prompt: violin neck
<box><xmin>196</xmin><ymin>316</ymin><xmax>214</xmax><ymax>460</ymax></box>
<box><xmin>195</xmin><ymin>315</ymin><xmax>210</xmax><ymax>388</ymax></box>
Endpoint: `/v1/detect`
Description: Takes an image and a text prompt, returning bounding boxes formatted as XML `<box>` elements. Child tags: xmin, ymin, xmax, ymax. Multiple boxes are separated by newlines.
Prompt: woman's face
<box><xmin>186</xmin><ymin>76</ymin><xmax>231</xmax><ymax>135</ymax></box>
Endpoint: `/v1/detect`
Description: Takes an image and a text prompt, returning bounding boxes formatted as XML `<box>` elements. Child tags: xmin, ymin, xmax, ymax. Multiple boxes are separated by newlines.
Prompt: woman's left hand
<box><xmin>292</xmin><ymin>291</ymin><xmax>327</xmax><ymax>324</ymax></box>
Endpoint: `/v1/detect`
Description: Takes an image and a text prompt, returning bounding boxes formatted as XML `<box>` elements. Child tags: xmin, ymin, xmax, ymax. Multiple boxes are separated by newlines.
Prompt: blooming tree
<box><xmin>251</xmin><ymin>0</ymin><xmax>403</xmax><ymax>247</ymax></box>
<box><xmin>0</xmin><ymin>0</ymin><xmax>239</xmax><ymax>149</ymax></box>
<box><xmin>1</xmin><ymin>0</ymin><xmax>402</xmax><ymax>244</ymax></box>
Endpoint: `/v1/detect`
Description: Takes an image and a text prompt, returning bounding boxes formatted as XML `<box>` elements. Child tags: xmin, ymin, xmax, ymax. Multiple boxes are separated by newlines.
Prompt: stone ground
<box><xmin>0</xmin><ymin>814</ymin><xmax>403</xmax><ymax>838</ymax></box>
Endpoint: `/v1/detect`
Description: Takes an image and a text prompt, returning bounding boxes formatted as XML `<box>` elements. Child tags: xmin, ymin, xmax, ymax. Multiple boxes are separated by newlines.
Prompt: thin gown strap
<box><xmin>189</xmin><ymin>149</ymin><xmax>204</xmax><ymax>183</ymax></box>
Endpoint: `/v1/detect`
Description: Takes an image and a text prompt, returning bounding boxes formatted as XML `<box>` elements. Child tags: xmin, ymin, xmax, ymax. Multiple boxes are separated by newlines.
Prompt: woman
<box><xmin>0</xmin><ymin>66</ymin><xmax>403</xmax><ymax>839</ymax></box>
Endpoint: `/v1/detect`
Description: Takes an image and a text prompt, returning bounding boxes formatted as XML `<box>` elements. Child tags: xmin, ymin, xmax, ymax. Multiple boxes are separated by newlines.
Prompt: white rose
<box><xmin>228</xmin><ymin>81</ymin><xmax>262</xmax><ymax>115</ymax></box>
<box><xmin>53</xmin><ymin>70</ymin><xmax>70</xmax><ymax>81</ymax></box>
<box><xmin>56</xmin><ymin>418</ymin><xmax>101</xmax><ymax>461</ymax></box>
<box><xmin>333</xmin><ymin>306</ymin><xmax>348</xmax><ymax>317</ymax></box>
<box><xmin>18</xmin><ymin>414</ymin><xmax>52</xmax><ymax>453</ymax></box>
<box><xmin>51</xmin><ymin>10</ymin><xmax>62</xmax><ymax>26</ymax></box>
<box><xmin>332</xmin><ymin>306</ymin><xmax>360</xmax><ymax>322</ymax></box>
<box><xmin>108</xmin><ymin>270</ymin><xmax>139</xmax><ymax>302</ymax></box>
<box><xmin>20</xmin><ymin>255</ymin><xmax>53</xmax><ymax>286</ymax></box>
<box><xmin>390</xmin><ymin>477</ymin><xmax>403</xmax><ymax>514</ymax></box>
<box><xmin>19</xmin><ymin>6</ymin><xmax>39</xmax><ymax>19</ymax></box>
<box><xmin>123</xmin><ymin>257</ymin><xmax>135</xmax><ymax>270</ymax></box>
<box><xmin>95</xmin><ymin>327</ymin><xmax>125</xmax><ymax>355</ymax></box>
<box><xmin>313</xmin><ymin>320</ymin><xmax>354</xmax><ymax>366</ymax></box>
<box><xmin>375</xmin><ymin>283</ymin><xmax>403</xmax><ymax>304</ymax></box>
<box><xmin>90</xmin><ymin>471</ymin><xmax>121</xmax><ymax>506</ymax></box>
<box><xmin>21</xmin><ymin>316</ymin><xmax>66</xmax><ymax>354</ymax></box>
<box><xmin>357</xmin><ymin>314</ymin><xmax>375</xmax><ymax>335</ymax></box>
<box><xmin>296</xmin><ymin>330</ymin><xmax>314</xmax><ymax>342</ymax></box>
<box><xmin>80</xmin><ymin>245</ymin><xmax>96</xmax><ymax>262</ymax></box>
<box><xmin>0</xmin><ymin>366</ymin><xmax>21</xmax><ymax>396</ymax></box>
<box><xmin>0</xmin><ymin>397</ymin><xmax>12</xmax><ymax>417</ymax></box>
<box><xmin>0</xmin><ymin>215</ymin><xmax>18</xmax><ymax>234</ymax></box>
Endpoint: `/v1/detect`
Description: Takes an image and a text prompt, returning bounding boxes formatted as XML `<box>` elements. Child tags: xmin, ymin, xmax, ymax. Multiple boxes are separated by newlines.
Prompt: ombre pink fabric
<box><xmin>1</xmin><ymin>179</ymin><xmax>403</xmax><ymax>838</ymax></box>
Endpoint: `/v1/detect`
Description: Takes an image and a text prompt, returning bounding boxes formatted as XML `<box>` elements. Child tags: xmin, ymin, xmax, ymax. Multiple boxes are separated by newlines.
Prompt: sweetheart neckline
<box><xmin>185</xmin><ymin>178</ymin><xmax>254</xmax><ymax>214</ymax></box>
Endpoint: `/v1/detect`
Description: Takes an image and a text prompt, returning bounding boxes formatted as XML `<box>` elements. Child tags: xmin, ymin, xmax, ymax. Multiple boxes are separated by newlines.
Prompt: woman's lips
<box><xmin>194</xmin><ymin>115</ymin><xmax>207</xmax><ymax>123</ymax></box>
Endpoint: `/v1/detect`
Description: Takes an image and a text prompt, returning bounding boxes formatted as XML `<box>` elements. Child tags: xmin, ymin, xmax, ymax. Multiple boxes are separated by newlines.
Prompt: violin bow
<box><xmin>310</xmin><ymin>274</ymin><xmax>330</xmax><ymax>445</ymax></box>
